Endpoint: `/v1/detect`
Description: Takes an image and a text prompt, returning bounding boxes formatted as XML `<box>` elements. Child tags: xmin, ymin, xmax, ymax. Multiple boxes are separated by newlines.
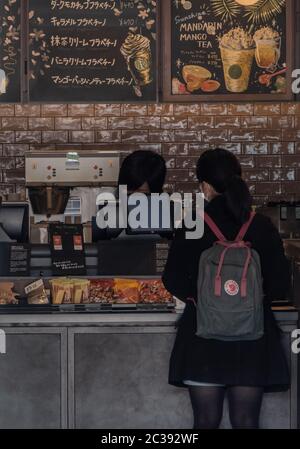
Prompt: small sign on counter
<box><xmin>49</xmin><ymin>224</ymin><xmax>86</xmax><ymax>276</ymax></box>
<box><xmin>0</xmin><ymin>243</ymin><xmax>30</xmax><ymax>277</ymax></box>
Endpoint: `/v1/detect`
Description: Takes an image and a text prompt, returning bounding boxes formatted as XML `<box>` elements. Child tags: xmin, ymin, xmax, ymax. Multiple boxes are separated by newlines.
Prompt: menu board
<box><xmin>0</xmin><ymin>0</ymin><xmax>21</xmax><ymax>102</ymax></box>
<box><xmin>28</xmin><ymin>0</ymin><xmax>157</xmax><ymax>102</ymax></box>
<box><xmin>169</xmin><ymin>0</ymin><xmax>291</xmax><ymax>99</ymax></box>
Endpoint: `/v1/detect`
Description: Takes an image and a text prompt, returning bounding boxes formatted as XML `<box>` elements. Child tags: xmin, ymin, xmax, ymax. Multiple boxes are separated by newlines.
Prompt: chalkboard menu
<box><xmin>0</xmin><ymin>0</ymin><xmax>21</xmax><ymax>102</ymax></box>
<box><xmin>28</xmin><ymin>0</ymin><xmax>157</xmax><ymax>102</ymax></box>
<box><xmin>163</xmin><ymin>0</ymin><xmax>293</xmax><ymax>101</ymax></box>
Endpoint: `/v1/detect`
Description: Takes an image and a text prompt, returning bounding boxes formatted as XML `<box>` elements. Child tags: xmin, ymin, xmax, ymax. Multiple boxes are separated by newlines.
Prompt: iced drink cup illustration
<box><xmin>219</xmin><ymin>28</ymin><xmax>255</xmax><ymax>93</ymax></box>
<box><xmin>120</xmin><ymin>33</ymin><xmax>152</xmax><ymax>96</ymax></box>
<box><xmin>254</xmin><ymin>27</ymin><xmax>281</xmax><ymax>72</ymax></box>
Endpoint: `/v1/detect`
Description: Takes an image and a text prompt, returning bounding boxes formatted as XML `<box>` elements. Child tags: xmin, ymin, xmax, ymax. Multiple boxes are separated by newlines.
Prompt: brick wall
<box><xmin>0</xmin><ymin>101</ymin><xmax>300</xmax><ymax>205</ymax></box>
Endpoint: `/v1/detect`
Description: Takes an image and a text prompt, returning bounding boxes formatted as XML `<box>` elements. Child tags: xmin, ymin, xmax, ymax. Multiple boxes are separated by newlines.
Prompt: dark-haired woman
<box><xmin>162</xmin><ymin>148</ymin><xmax>290</xmax><ymax>429</ymax></box>
<box><xmin>118</xmin><ymin>150</ymin><xmax>166</xmax><ymax>194</ymax></box>
<box><xmin>94</xmin><ymin>150</ymin><xmax>167</xmax><ymax>240</ymax></box>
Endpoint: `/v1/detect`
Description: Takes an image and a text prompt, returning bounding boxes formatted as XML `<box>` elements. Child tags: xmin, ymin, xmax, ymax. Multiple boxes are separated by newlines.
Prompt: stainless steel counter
<box><xmin>0</xmin><ymin>308</ymin><xmax>297</xmax><ymax>326</ymax></box>
<box><xmin>0</xmin><ymin>309</ymin><xmax>298</xmax><ymax>429</ymax></box>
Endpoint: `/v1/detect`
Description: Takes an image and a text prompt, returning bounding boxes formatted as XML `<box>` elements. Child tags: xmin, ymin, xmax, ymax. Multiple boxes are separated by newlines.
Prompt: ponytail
<box><xmin>224</xmin><ymin>175</ymin><xmax>252</xmax><ymax>224</ymax></box>
<box><xmin>196</xmin><ymin>149</ymin><xmax>253</xmax><ymax>223</ymax></box>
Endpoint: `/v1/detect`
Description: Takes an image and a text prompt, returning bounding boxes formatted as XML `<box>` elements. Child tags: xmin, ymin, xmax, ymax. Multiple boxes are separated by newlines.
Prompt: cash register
<box><xmin>0</xmin><ymin>202</ymin><xmax>29</xmax><ymax>243</ymax></box>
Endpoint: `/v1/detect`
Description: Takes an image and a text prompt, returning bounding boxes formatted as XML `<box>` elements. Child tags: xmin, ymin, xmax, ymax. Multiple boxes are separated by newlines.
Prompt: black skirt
<box><xmin>169</xmin><ymin>301</ymin><xmax>290</xmax><ymax>392</ymax></box>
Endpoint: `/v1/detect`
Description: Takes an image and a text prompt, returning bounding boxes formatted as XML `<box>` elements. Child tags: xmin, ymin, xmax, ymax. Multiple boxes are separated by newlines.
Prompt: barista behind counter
<box><xmin>93</xmin><ymin>150</ymin><xmax>173</xmax><ymax>241</ymax></box>
<box><xmin>92</xmin><ymin>151</ymin><xmax>173</xmax><ymax>277</ymax></box>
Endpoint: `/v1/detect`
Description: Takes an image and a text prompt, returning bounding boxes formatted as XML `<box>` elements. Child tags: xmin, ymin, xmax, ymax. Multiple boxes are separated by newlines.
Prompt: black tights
<box><xmin>189</xmin><ymin>386</ymin><xmax>264</xmax><ymax>429</ymax></box>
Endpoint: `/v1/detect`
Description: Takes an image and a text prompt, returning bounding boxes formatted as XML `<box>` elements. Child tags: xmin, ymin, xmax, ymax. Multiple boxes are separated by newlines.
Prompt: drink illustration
<box><xmin>219</xmin><ymin>28</ymin><xmax>255</xmax><ymax>93</ymax></box>
<box><xmin>120</xmin><ymin>32</ymin><xmax>152</xmax><ymax>97</ymax></box>
<box><xmin>254</xmin><ymin>27</ymin><xmax>281</xmax><ymax>73</ymax></box>
<box><xmin>0</xmin><ymin>69</ymin><xmax>7</xmax><ymax>94</ymax></box>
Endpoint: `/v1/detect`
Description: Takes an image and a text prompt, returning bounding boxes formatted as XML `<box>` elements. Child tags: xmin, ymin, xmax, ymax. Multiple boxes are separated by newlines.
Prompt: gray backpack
<box><xmin>195</xmin><ymin>212</ymin><xmax>264</xmax><ymax>341</ymax></box>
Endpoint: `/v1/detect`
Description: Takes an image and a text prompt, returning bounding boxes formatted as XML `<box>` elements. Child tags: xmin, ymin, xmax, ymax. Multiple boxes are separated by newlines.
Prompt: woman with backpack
<box><xmin>162</xmin><ymin>148</ymin><xmax>290</xmax><ymax>429</ymax></box>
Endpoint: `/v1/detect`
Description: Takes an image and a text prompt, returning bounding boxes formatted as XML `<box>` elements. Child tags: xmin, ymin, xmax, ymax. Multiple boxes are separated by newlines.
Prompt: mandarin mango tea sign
<box><xmin>172</xmin><ymin>0</ymin><xmax>288</xmax><ymax>96</ymax></box>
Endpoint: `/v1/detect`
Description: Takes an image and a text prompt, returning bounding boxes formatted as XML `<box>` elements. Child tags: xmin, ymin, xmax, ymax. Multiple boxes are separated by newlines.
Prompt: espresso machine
<box><xmin>257</xmin><ymin>202</ymin><xmax>300</xmax><ymax>239</ymax></box>
<box><xmin>25</xmin><ymin>151</ymin><xmax>120</xmax><ymax>244</ymax></box>
<box><xmin>257</xmin><ymin>201</ymin><xmax>300</xmax><ymax>307</ymax></box>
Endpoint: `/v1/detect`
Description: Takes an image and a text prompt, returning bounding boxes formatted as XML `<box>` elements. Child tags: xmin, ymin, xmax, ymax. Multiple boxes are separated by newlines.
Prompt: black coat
<box><xmin>162</xmin><ymin>195</ymin><xmax>290</xmax><ymax>391</ymax></box>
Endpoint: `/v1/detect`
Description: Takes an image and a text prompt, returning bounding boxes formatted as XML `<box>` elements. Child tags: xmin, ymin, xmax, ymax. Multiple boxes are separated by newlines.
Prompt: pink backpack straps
<box><xmin>202</xmin><ymin>212</ymin><xmax>226</xmax><ymax>242</ymax></box>
<box><xmin>235</xmin><ymin>211</ymin><xmax>256</xmax><ymax>242</ymax></box>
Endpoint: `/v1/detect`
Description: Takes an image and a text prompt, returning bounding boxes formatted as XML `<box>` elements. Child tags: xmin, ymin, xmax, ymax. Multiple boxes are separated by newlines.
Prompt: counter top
<box><xmin>0</xmin><ymin>309</ymin><xmax>297</xmax><ymax>327</ymax></box>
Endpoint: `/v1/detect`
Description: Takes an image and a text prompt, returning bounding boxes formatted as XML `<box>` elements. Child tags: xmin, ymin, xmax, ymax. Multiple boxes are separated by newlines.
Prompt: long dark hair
<box><xmin>196</xmin><ymin>148</ymin><xmax>252</xmax><ymax>224</ymax></box>
<box><xmin>118</xmin><ymin>150</ymin><xmax>166</xmax><ymax>193</ymax></box>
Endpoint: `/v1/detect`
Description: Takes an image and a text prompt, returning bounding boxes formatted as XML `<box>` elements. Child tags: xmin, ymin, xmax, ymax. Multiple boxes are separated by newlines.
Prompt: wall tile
<box><xmin>69</xmin><ymin>131</ymin><xmax>95</xmax><ymax>143</ymax></box>
<box><xmin>122</xmin><ymin>104</ymin><xmax>148</xmax><ymax>116</ymax></box>
<box><xmin>42</xmin><ymin>131</ymin><xmax>68</xmax><ymax>144</ymax></box>
<box><xmin>229</xmin><ymin>130</ymin><xmax>255</xmax><ymax>142</ymax></box>
<box><xmin>29</xmin><ymin>118</ymin><xmax>54</xmax><ymax>131</ymax></box>
<box><xmin>161</xmin><ymin>117</ymin><xmax>188</xmax><ymax>130</ymax></box>
<box><xmin>135</xmin><ymin>117</ymin><xmax>161</xmax><ymax>129</ymax></box>
<box><xmin>3</xmin><ymin>144</ymin><xmax>29</xmax><ymax>156</ymax></box>
<box><xmin>271</xmin><ymin>142</ymin><xmax>295</xmax><ymax>154</ymax></box>
<box><xmin>0</xmin><ymin>131</ymin><xmax>15</xmax><ymax>143</ymax></box>
<box><xmin>241</xmin><ymin>117</ymin><xmax>268</xmax><ymax>129</ymax></box>
<box><xmin>255</xmin><ymin>156</ymin><xmax>281</xmax><ymax>168</ymax></box>
<box><xmin>15</xmin><ymin>131</ymin><xmax>41</xmax><ymax>144</ymax></box>
<box><xmin>201</xmin><ymin>103</ymin><xmax>227</xmax><ymax>115</ymax></box>
<box><xmin>254</xmin><ymin>103</ymin><xmax>281</xmax><ymax>115</ymax></box>
<box><xmin>81</xmin><ymin>117</ymin><xmax>107</xmax><ymax>130</ymax></box>
<box><xmin>68</xmin><ymin>104</ymin><xmax>94</xmax><ymax>116</ymax></box>
<box><xmin>227</xmin><ymin>103</ymin><xmax>253</xmax><ymax>115</ymax></box>
<box><xmin>15</xmin><ymin>105</ymin><xmax>40</xmax><ymax>117</ymax></box>
<box><xmin>202</xmin><ymin>130</ymin><xmax>228</xmax><ymax>143</ymax></box>
<box><xmin>96</xmin><ymin>131</ymin><xmax>121</xmax><ymax>142</ymax></box>
<box><xmin>174</xmin><ymin>104</ymin><xmax>201</xmax><ymax>116</ymax></box>
<box><xmin>95</xmin><ymin>104</ymin><xmax>121</xmax><ymax>116</ymax></box>
<box><xmin>2</xmin><ymin>118</ymin><xmax>28</xmax><ymax>131</ymax></box>
<box><xmin>188</xmin><ymin>117</ymin><xmax>214</xmax><ymax>129</ymax></box>
<box><xmin>0</xmin><ymin>105</ymin><xmax>15</xmax><ymax>116</ymax></box>
<box><xmin>108</xmin><ymin>117</ymin><xmax>134</xmax><ymax>129</ymax></box>
<box><xmin>121</xmin><ymin>130</ymin><xmax>148</xmax><ymax>143</ymax></box>
<box><xmin>244</xmin><ymin>143</ymin><xmax>268</xmax><ymax>155</ymax></box>
<box><xmin>149</xmin><ymin>130</ymin><xmax>175</xmax><ymax>142</ymax></box>
<box><xmin>174</xmin><ymin>131</ymin><xmax>202</xmax><ymax>142</ymax></box>
<box><xmin>148</xmin><ymin>104</ymin><xmax>174</xmax><ymax>116</ymax></box>
<box><xmin>55</xmin><ymin>117</ymin><xmax>82</xmax><ymax>130</ymax></box>
<box><xmin>41</xmin><ymin>104</ymin><xmax>68</xmax><ymax>116</ymax></box>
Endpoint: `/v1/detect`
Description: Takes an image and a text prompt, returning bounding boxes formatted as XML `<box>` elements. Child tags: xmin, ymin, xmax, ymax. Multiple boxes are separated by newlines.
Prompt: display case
<box><xmin>0</xmin><ymin>241</ymin><xmax>176</xmax><ymax>314</ymax></box>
